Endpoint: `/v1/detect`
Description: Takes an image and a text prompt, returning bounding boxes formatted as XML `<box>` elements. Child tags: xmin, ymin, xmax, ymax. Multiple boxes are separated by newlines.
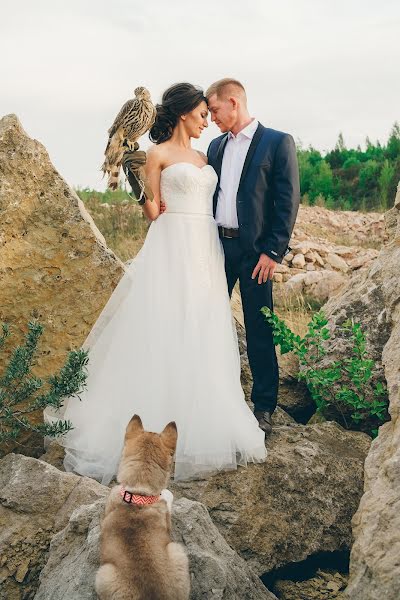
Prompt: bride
<box><xmin>45</xmin><ymin>82</ymin><xmax>266</xmax><ymax>484</ymax></box>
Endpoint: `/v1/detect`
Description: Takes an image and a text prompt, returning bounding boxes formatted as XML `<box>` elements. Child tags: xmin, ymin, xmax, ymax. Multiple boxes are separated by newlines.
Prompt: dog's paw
<box><xmin>160</xmin><ymin>488</ymin><xmax>174</xmax><ymax>513</ymax></box>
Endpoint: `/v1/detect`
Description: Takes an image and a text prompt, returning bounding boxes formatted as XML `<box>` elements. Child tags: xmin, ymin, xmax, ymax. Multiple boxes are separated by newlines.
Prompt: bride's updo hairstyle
<box><xmin>149</xmin><ymin>83</ymin><xmax>206</xmax><ymax>144</ymax></box>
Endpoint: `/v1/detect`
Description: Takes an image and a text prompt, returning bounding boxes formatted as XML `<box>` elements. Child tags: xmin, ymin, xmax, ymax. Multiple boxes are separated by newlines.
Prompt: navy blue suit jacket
<box><xmin>207</xmin><ymin>123</ymin><xmax>300</xmax><ymax>263</ymax></box>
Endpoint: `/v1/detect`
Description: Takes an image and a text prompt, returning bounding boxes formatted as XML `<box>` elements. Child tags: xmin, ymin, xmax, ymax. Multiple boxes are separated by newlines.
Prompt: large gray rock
<box><xmin>325</xmin><ymin>183</ymin><xmax>400</xmax><ymax>600</ymax></box>
<box><xmin>0</xmin><ymin>453</ymin><xmax>107</xmax><ymax>600</ymax></box>
<box><xmin>283</xmin><ymin>270</ymin><xmax>348</xmax><ymax>305</ymax></box>
<box><xmin>0</xmin><ymin>114</ymin><xmax>124</xmax><ymax>456</ymax></box>
<box><xmin>34</xmin><ymin>497</ymin><xmax>275</xmax><ymax>600</ymax></box>
<box><xmin>35</xmin><ymin>498</ymin><xmax>275</xmax><ymax>600</ymax></box>
<box><xmin>172</xmin><ymin>421</ymin><xmax>370</xmax><ymax>576</ymax></box>
<box><xmin>34</xmin><ymin>500</ymin><xmax>104</xmax><ymax>600</ymax></box>
<box><xmin>0</xmin><ymin>453</ymin><xmax>275</xmax><ymax>600</ymax></box>
<box><xmin>175</xmin><ymin>499</ymin><xmax>276</xmax><ymax>599</ymax></box>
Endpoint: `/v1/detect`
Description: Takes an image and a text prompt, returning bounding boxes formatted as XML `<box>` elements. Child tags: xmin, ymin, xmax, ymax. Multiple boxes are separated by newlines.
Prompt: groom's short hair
<box><xmin>206</xmin><ymin>78</ymin><xmax>246</xmax><ymax>102</ymax></box>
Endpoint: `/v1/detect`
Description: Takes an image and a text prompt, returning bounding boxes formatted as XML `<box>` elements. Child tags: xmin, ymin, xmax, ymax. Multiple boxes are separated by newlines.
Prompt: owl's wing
<box><xmin>107</xmin><ymin>97</ymin><xmax>139</xmax><ymax>138</ymax></box>
<box><xmin>150</xmin><ymin>104</ymin><xmax>157</xmax><ymax>128</ymax></box>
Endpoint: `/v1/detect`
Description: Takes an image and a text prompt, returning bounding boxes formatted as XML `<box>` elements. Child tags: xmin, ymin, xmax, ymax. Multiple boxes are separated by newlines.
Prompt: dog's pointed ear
<box><xmin>160</xmin><ymin>421</ymin><xmax>177</xmax><ymax>454</ymax></box>
<box><xmin>125</xmin><ymin>414</ymin><xmax>144</xmax><ymax>439</ymax></box>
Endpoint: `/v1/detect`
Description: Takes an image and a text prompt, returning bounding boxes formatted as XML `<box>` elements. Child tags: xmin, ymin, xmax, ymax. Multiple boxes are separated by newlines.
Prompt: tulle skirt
<box><xmin>45</xmin><ymin>212</ymin><xmax>266</xmax><ymax>483</ymax></box>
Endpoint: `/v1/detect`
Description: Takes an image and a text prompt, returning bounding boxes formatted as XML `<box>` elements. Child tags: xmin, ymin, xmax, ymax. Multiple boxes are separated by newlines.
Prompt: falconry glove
<box><xmin>123</xmin><ymin>147</ymin><xmax>154</xmax><ymax>205</ymax></box>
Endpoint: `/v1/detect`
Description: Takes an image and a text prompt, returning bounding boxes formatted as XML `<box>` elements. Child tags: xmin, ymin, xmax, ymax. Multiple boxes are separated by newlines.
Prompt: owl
<box><xmin>102</xmin><ymin>86</ymin><xmax>156</xmax><ymax>190</ymax></box>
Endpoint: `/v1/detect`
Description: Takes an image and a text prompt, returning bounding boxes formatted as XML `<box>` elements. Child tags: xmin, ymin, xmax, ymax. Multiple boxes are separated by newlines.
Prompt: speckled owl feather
<box><xmin>102</xmin><ymin>86</ymin><xmax>156</xmax><ymax>190</ymax></box>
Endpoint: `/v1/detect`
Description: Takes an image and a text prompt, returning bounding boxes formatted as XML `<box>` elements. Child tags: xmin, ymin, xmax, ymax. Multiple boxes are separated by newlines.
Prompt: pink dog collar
<box><xmin>120</xmin><ymin>486</ymin><xmax>160</xmax><ymax>506</ymax></box>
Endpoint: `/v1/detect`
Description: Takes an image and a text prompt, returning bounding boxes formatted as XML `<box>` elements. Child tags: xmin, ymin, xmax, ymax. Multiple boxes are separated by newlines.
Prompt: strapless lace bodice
<box><xmin>160</xmin><ymin>162</ymin><xmax>218</xmax><ymax>215</ymax></box>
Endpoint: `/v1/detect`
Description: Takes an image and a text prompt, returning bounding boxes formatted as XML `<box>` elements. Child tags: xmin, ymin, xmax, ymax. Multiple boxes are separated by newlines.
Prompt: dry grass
<box><xmin>297</xmin><ymin>221</ymin><xmax>383</xmax><ymax>249</ymax></box>
<box><xmin>82</xmin><ymin>195</ymin><xmax>148</xmax><ymax>262</ymax></box>
<box><xmin>330</xmin><ymin>232</ymin><xmax>383</xmax><ymax>250</ymax></box>
<box><xmin>274</xmin><ymin>285</ymin><xmax>316</xmax><ymax>337</ymax></box>
<box><xmin>232</xmin><ymin>285</ymin><xmax>314</xmax><ymax>338</ymax></box>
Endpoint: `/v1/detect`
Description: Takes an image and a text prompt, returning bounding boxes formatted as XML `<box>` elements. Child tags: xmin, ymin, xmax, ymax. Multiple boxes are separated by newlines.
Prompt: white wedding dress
<box><xmin>45</xmin><ymin>162</ymin><xmax>266</xmax><ymax>483</ymax></box>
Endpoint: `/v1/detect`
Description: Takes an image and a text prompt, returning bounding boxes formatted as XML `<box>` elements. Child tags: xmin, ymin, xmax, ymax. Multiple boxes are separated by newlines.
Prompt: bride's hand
<box><xmin>160</xmin><ymin>200</ymin><xmax>167</xmax><ymax>214</ymax></box>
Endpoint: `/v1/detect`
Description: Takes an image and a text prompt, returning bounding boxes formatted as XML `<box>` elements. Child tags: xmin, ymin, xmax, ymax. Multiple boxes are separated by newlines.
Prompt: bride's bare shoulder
<box><xmin>146</xmin><ymin>145</ymin><xmax>165</xmax><ymax>169</ymax></box>
<box><xmin>196</xmin><ymin>150</ymin><xmax>208</xmax><ymax>164</ymax></box>
<box><xmin>147</xmin><ymin>144</ymin><xmax>169</xmax><ymax>168</ymax></box>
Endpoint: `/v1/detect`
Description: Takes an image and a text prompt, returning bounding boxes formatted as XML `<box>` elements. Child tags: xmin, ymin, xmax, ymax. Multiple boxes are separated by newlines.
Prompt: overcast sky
<box><xmin>1</xmin><ymin>0</ymin><xmax>399</xmax><ymax>190</ymax></box>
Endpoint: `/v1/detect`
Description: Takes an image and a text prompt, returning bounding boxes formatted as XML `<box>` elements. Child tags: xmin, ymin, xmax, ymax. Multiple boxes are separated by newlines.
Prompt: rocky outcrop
<box><xmin>0</xmin><ymin>114</ymin><xmax>124</xmax><ymax>455</ymax></box>
<box><xmin>35</xmin><ymin>498</ymin><xmax>277</xmax><ymax>600</ymax></box>
<box><xmin>172</xmin><ymin>421</ymin><xmax>370</xmax><ymax>577</ymax></box>
<box><xmin>0</xmin><ymin>453</ymin><xmax>108</xmax><ymax>600</ymax></box>
<box><xmin>282</xmin><ymin>269</ymin><xmax>348</xmax><ymax>304</ymax></box>
<box><xmin>173</xmin><ymin>500</ymin><xmax>277</xmax><ymax>599</ymax></box>
<box><xmin>0</xmin><ymin>454</ymin><xmax>276</xmax><ymax>600</ymax></box>
<box><xmin>33</xmin><ymin>422</ymin><xmax>370</xmax><ymax>597</ymax></box>
<box><xmin>279</xmin><ymin>240</ymin><xmax>379</xmax><ymax>282</ymax></box>
<box><xmin>272</xmin><ymin>205</ymin><xmax>385</xmax><ymax>303</ymax></box>
<box><xmin>322</xmin><ymin>183</ymin><xmax>400</xmax><ymax>599</ymax></box>
<box><xmin>294</xmin><ymin>205</ymin><xmax>386</xmax><ymax>249</ymax></box>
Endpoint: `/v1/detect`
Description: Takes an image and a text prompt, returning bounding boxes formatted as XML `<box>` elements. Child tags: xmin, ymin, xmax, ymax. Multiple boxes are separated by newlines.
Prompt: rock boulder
<box><xmin>0</xmin><ymin>114</ymin><xmax>124</xmax><ymax>455</ymax></box>
<box><xmin>172</xmin><ymin>422</ymin><xmax>370</xmax><ymax>576</ymax></box>
<box><xmin>324</xmin><ymin>183</ymin><xmax>400</xmax><ymax>600</ymax></box>
<box><xmin>0</xmin><ymin>453</ymin><xmax>107</xmax><ymax>599</ymax></box>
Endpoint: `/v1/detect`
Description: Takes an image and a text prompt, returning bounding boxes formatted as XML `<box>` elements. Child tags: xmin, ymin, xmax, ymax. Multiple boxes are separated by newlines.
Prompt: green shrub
<box><xmin>262</xmin><ymin>308</ymin><xmax>388</xmax><ymax>436</ymax></box>
<box><xmin>0</xmin><ymin>321</ymin><xmax>88</xmax><ymax>448</ymax></box>
<box><xmin>342</xmin><ymin>156</ymin><xmax>361</xmax><ymax>169</ymax></box>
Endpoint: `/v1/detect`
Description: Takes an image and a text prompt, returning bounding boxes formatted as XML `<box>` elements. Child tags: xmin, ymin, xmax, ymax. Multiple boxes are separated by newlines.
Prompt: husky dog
<box><xmin>95</xmin><ymin>415</ymin><xmax>190</xmax><ymax>600</ymax></box>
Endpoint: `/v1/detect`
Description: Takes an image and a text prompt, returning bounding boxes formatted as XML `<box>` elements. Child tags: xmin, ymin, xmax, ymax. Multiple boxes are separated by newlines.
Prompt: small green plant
<box><xmin>0</xmin><ymin>320</ymin><xmax>89</xmax><ymax>448</ymax></box>
<box><xmin>262</xmin><ymin>308</ymin><xmax>388</xmax><ymax>434</ymax></box>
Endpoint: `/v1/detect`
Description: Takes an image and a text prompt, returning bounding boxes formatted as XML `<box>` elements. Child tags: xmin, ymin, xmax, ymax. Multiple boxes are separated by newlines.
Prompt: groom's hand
<box><xmin>252</xmin><ymin>253</ymin><xmax>277</xmax><ymax>284</ymax></box>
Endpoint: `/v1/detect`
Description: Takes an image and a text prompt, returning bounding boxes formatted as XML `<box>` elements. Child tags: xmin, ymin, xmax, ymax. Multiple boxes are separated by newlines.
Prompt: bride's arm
<box><xmin>142</xmin><ymin>149</ymin><xmax>161</xmax><ymax>221</ymax></box>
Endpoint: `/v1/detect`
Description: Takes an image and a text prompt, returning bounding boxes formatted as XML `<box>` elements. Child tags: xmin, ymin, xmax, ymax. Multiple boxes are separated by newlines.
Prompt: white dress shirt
<box><xmin>215</xmin><ymin>118</ymin><xmax>259</xmax><ymax>228</ymax></box>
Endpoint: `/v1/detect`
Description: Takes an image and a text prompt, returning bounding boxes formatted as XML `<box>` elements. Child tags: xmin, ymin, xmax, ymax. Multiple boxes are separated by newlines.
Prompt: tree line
<box><xmin>297</xmin><ymin>122</ymin><xmax>400</xmax><ymax>211</ymax></box>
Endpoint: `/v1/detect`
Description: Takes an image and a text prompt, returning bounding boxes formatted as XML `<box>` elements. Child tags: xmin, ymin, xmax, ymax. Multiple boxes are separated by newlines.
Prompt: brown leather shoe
<box><xmin>254</xmin><ymin>411</ymin><xmax>272</xmax><ymax>434</ymax></box>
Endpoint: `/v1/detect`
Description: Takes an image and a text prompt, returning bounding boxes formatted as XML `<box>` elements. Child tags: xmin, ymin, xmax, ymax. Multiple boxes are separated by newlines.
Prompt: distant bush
<box><xmin>76</xmin><ymin>186</ymin><xmax>131</xmax><ymax>204</ymax></box>
<box><xmin>298</xmin><ymin>122</ymin><xmax>400</xmax><ymax>212</ymax></box>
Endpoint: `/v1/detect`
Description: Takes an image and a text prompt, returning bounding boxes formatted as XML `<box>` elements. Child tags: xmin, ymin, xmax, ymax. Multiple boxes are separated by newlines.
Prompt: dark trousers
<box><xmin>222</xmin><ymin>237</ymin><xmax>279</xmax><ymax>414</ymax></box>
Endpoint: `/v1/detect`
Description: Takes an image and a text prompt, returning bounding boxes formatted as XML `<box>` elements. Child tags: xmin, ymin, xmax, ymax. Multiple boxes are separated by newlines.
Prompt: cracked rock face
<box><xmin>323</xmin><ymin>184</ymin><xmax>400</xmax><ymax>600</ymax></box>
<box><xmin>172</xmin><ymin>421</ymin><xmax>370</xmax><ymax>576</ymax></box>
<box><xmin>0</xmin><ymin>453</ymin><xmax>108</xmax><ymax>599</ymax></box>
<box><xmin>0</xmin><ymin>114</ymin><xmax>124</xmax><ymax>454</ymax></box>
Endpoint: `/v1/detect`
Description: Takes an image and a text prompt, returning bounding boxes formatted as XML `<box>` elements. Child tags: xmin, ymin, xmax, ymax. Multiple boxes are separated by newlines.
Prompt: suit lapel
<box><xmin>238</xmin><ymin>122</ymin><xmax>264</xmax><ymax>189</ymax></box>
<box><xmin>215</xmin><ymin>134</ymin><xmax>229</xmax><ymax>178</ymax></box>
<box><xmin>212</xmin><ymin>134</ymin><xmax>228</xmax><ymax>215</ymax></box>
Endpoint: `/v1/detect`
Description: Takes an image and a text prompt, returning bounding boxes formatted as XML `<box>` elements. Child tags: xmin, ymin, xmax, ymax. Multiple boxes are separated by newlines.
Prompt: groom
<box><xmin>206</xmin><ymin>78</ymin><xmax>300</xmax><ymax>434</ymax></box>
